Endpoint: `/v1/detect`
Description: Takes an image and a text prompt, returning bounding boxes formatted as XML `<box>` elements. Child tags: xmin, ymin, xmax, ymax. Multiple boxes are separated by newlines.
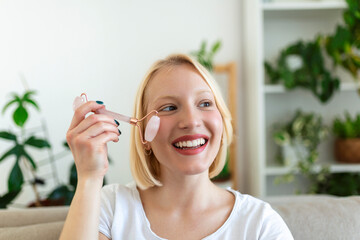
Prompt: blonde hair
<box><xmin>130</xmin><ymin>53</ymin><xmax>233</xmax><ymax>189</ymax></box>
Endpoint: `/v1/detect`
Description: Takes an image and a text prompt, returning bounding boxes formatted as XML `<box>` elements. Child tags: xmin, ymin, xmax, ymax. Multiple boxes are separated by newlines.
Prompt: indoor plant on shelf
<box><xmin>333</xmin><ymin>112</ymin><xmax>360</xmax><ymax>163</ymax></box>
<box><xmin>265</xmin><ymin>0</ymin><xmax>360</xmax><ymax>103</ymax></box>
<box><xmin>273</xmin><ymin>110</ymin><xmax>330</xmax><ymax>191</ymax></box>
<box><xmin>314</xmin><ymin>172</ymin><xmax>360</xmax><ymax>196</ymax></box>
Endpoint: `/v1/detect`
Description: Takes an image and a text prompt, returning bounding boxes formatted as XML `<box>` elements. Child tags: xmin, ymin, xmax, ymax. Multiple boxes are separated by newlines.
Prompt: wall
<box><xmin>0</xmin><ymin>0</ymin><xmax>242</xmax><ymax>206</ymax></box>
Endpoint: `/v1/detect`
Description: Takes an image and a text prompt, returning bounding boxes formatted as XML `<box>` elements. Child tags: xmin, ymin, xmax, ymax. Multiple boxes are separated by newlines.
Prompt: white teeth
<box><xmin>174</xmin><ymin>138</ymin><xmax>206</xmax><ymax>148</ymax></box>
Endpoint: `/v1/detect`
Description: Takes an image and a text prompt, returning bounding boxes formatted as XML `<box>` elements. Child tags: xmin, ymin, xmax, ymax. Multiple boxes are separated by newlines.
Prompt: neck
<box><xmin>144</xmin><ymin>171</ymin><xmax>219</xmax><ymax>212</ymax></box>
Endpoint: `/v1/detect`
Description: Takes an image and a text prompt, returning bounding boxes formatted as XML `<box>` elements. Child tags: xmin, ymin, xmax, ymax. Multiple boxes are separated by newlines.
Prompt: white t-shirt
<box><xmin>99</xmin><ymin>183</ymin><xmax>294</xmax><ymax>240</ymax></box>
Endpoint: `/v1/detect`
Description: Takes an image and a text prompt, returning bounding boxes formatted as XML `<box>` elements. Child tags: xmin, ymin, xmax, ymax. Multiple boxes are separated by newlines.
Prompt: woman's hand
<box><xmin>66</xmin><ymin>101</ymin><xmax>120</xmax><ymax>181</ymax></box>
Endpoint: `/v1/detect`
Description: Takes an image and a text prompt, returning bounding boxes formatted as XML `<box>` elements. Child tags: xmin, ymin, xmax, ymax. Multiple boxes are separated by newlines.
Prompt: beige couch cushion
<box><xmin>0</xmin><ymin>206</ymin><xmax>68</xmax><ymax>227</ymax></box>
<box><xmin>267</xmin><ymin>195</ymin><xmax>360</xmax><ymax>240</ymax></box>
<box><xmin>0</xmin><ymin>206</ymin><xmax>68</xmax><ymax>240</ymax></box>
<box><xmin>0</xmin><ymin>221</ymin><xmax>64</xmax><ymax>240</ymax></box>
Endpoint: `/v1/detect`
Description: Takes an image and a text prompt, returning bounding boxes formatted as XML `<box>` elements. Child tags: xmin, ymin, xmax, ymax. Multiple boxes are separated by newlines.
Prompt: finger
<box><xmin>80</xmin><ymin>121</ymin><xmax>120</xmax><ymax>139</ymax></box>
<box><xmin>69</xmin><ymin>101</ymin><xmax>105</xmax><ymax>130</ymax></box>
<box><xmin>87</xmin><ymin>131</ymin><xmax>120</xmax><ymax>146</ymax></box>
<box><xmin>69</xmin><ymin>126</ymin><xmax>120</xmax><ymax>153</ymax></box>
<box><xmin>72</xmin><ymin>113</ymin><xmax>119</xmax><ymax>136</ymax></box>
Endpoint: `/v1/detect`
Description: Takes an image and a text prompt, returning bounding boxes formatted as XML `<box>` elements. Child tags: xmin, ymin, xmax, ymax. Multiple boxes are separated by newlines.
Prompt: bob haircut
<box><xmin>130</xmin><ymin>53</ymin><xmax>233</xmax><ymax>189</ymax></box>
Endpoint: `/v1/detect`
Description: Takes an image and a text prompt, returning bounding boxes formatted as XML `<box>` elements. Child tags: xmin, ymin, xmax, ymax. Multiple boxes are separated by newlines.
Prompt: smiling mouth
<box><xmin>172</xmin><ymin>138</ymin><xmax>208</xmax><ymax>150</ymax></box>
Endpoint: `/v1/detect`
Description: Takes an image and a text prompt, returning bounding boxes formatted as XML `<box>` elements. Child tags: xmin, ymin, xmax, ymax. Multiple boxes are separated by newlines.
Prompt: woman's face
<box><xmin>145</xmin><ymin>64</ymin><xmax>223</xmax><ymax>178</ymax></box>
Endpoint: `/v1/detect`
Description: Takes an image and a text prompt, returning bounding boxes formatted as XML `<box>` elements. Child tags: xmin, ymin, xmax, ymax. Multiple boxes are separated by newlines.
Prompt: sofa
<box><xmin>265</xmin><ymin>195</ymin><xmax>360</xmax><ymax>240</ymax></box>
<box><xmin>0</xmin><ymin>206</ymin><xmax>67</xmax><ymax>240</ymax></box>
<box><xmin>0</xmin><ymin>195</ymin><xmax>359</xmax><ymax>240</ymax></box>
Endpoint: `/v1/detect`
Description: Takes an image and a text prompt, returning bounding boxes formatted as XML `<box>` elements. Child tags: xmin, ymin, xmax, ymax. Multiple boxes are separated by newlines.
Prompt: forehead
<box><xmin>144</xmin><ymin>64</ymin><xmax>213</xmax><ymax>103</ymax></box>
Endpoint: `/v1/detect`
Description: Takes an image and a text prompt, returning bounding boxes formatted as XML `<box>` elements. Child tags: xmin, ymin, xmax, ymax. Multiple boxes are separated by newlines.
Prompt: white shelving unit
<box><xmin>242</xmin><ymin>0</ymin><xmax>359</xmax><ymax>197</ymax></box>
<box><xmin>262</xmin><ymin>1</ymin><xmax>346</xmax><ymax>11</ymax></box>
<box><xmin>264</xmin><ymin>82</ymin><xmax>360</xmax><ymax>93</ymax></box>
<box><xmin>266</xmin><ymin>163</ymin><xmax>360</xmax><ymax>176</ymax></box>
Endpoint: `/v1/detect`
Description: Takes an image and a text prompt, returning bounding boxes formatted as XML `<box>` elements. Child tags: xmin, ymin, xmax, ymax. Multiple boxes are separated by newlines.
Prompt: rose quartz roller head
<box><xmin>72</xmin><ymin>93</ymin><xmax>160</xmax><ymax>143</ymax></box>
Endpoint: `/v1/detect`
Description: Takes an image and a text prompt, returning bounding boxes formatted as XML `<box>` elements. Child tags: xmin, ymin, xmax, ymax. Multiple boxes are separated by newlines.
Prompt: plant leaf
<box><xmin>63</xmin><ymin>141</ymin><xmax>70</xmax><ymax>149</ymax></box>
<box><xmin>23</xmin><ymin>98</ymin><xmax>40</xmax><ymax>111</ymax></box>
<box><xmin>22</xmin><ymin>90</ymin><xmax>36</xmax><ymax>100</ymax></box>
<box><xmin>47</xmin><ymin>185</ymin><xmax>75</xmax><ymax>205</ymax></box>
<box><xmin>0</xmin><ymin>190</ymin><xmax>21</xmax><ymax>209</ymax></box>
<box><xmin>13</xmin><ymin>105</ymin><xmax>28</xmax><ymax>127</ymax></box>
<box><xmin>0</xmin><ymin>131</ymin><xmax>17</xmax><ymax>141</ymax></box>
<box><xmin>2</xmin><ymin>99</ymin><xmax>18</xmax><ymax>115</ymax></box>
<box><xmin>24</xmin><ymin>136</ymin><xmax>51</xmax><ymax>148</ymax></box>
<box><xmin>211</xmin><ymin>41</ymin><xmax>221</xmax><ymax>54</ymax></box>
<box><xmin>199</xmin><ymin>41</ymin><xmax>207</xmax><ymax>55</ymax></box>
<box><xmin>0</xmin><ymin>146</ymin><xmax>18</xmax><ymax>163</ymax></box>
<box><xmin>69</xmin><ymin>163</ymin><xmax>78</xmax><ymax>188</ymax></box>
<box><xmin>22</xmin><ymin>90</ymin><xmax>40</xmax><ymax>111</ymax></box>
<box><xmin>47</xmin><ymin>185</ymin><xmax>71</xmax><ymax>200</ymax></box>
<box><xmin>8</xmin><ymin>160</ymin><xmax>24</xmax><ymax>192</ymax></box>
<box><xmin>22</xmin><ymin>148</ymin><xmax>37</xmax><ymax>170</ymax></box>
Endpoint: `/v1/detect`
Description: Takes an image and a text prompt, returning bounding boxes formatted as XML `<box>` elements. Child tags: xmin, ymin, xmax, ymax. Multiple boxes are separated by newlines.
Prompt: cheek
<box><xmin>206</xmin><ymin>110</ymin><xmax>223</xmax><ymax>139</ymax></box>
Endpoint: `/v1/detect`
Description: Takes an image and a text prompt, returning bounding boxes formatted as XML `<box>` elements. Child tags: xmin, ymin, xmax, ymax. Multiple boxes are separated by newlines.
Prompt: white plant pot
<box><xmin>282</xmin><ymin>141</ymin><xmax>309</xmax><ymax>167</ymax></box>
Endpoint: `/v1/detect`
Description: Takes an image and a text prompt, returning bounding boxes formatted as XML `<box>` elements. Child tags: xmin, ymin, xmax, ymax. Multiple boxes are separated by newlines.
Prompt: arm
<box><xmin>59</xmin><ymin>101</ymin><xmax>120</xmax><ymax>240</ymax></box>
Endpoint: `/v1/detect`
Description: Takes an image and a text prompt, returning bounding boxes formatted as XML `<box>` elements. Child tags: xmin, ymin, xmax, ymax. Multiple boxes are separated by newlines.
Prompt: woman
<box><xmin>60</xmin><ymin>54</ymin><xmax>293</xmax><ymax>240</ymax></box>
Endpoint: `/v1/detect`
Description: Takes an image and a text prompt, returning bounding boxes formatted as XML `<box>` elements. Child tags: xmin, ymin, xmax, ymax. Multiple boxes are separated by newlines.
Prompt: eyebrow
<box><xmin>153</xmin><ymin>90</ymin><xmax>214</xmax><ymax>104</ymax></box>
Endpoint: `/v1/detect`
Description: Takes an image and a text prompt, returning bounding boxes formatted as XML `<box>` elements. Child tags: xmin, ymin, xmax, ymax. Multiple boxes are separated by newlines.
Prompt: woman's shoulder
<box><xmin>226</xmin><ymin>189</ymin><xmax>293</xmax><ymax>236</ymax></box>
<box><xmin>101</xmin><ymin>182</ymin><xmax>138</xmax><ymax>202</ymax></box>
<box><xmin>227</xmin><ymin>188</ymin><xmax>276</xmax><ymax>217</ymax></box>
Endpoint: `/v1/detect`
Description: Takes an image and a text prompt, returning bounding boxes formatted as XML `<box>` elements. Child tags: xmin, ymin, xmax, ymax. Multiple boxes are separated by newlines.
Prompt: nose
<box><xmin>178</xmin><ymin>106</ymin><xmax>201</xmax><ymax>130</ymax></box>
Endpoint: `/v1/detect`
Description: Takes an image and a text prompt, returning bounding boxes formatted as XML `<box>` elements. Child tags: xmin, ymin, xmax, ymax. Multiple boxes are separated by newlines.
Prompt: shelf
<box><xmin>266</xmin><ymin>163</ymin><xmax>360</xmax><ymax>175</ymax></box>
<box><xmin>262</xmin><ymin>1</ymin><xmax>347</xmax><ymax>11</ymax></box>
<box><xmin>264</xmin><ymin>81</ymin><xmax>359</xmax><ymax>93</ymax></box>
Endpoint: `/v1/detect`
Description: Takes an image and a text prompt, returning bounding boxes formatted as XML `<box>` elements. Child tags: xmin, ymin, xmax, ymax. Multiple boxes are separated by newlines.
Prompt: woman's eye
<box><xmin>160</xmin><ymin>105</ymin><xmax>177</xmax><ymax>112</ymax></box>
<box><xmin>199</xmin><ymin>101</ymin><xmax>212</xmax><ymax>108</ymax></box>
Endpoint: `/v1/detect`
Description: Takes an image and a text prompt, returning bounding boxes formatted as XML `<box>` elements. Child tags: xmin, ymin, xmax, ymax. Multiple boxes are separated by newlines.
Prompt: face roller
<box><xmin>72</xmin><ymin>93</ymin><xmax>160</xmax><ymax>144</ymax></box>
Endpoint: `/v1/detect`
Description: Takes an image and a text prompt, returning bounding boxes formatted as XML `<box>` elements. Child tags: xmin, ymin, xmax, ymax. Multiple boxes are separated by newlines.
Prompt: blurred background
<box><xmin>2</xmin><ymin>0</ymin><xmax>360</xmax><ymax>208</ymax></box>
<box><xmin>0</xmin><ymin>0</ymin><xmax>243</xmax><ymax>207</ymax></box>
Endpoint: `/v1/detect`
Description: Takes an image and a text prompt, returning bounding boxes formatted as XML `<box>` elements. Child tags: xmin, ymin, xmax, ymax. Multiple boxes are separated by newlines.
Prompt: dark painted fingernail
<box><xmin>96</xmin><ymin>100</ymin><xmax>104</xmax><ymax>105</ymax></box>
<box><xmin>118</xmin><ymin>129</ymin><xmax>122</xmax><ymax>135</ymax></box>
<box><xmin>114</xmin><ymin>119</ymin><xmax>120</xmax><ymax>126</ymax></box>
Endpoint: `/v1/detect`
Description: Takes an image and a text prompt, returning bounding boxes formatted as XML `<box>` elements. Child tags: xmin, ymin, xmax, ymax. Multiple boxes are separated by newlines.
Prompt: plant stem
<box><xmin>21</xmin><ymin>126</ymin><xmax>41</xmax><ymax>206</ymax></box>
<box><xmin>21</xmin><ymin>156</ymin><xmax>41</xmax><ymax>206</ymax></box>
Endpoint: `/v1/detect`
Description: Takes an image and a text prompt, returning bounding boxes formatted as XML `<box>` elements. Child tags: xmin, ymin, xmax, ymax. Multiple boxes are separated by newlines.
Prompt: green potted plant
<box><xmin>273</xmin><ymin>110</ymin><xmax>329</xmax><ymax>189</ymax></box>
<box><xmin>333</xmin><ymin>112</ymin><xmax>360</xmax><ymax>163</ymax></box>
<box><xmin>325</xmin><ymin>0</ymin><xmax>360</xmax><ymax>80</ymax></box>
<box><xmin>265</xmin><ymin>38</ymin><xmax>340</xmax><ymax>103</ymax></box>
<box><xmin>0</xmin><ymin>90</ymin><xmax>51</xmax><ymax>208</ymax></box>
<box><xmin>273</xmin><ymin>110</ymin><xmax>329</xmax><ymax>167</ymax></box>
<box><xmin>191</xmin><ymin>40</ymin><xmax>222</xmax><ymax>72</ymax></box>
<box><xmin>265</xmin><ymin>0</ymin><xmax>360</xmax><ymax>103</ymax></box>
<box><xmin>314</xmin><ymin>172</ymin><xmax>360</xmax><ymax>196</ymax></box>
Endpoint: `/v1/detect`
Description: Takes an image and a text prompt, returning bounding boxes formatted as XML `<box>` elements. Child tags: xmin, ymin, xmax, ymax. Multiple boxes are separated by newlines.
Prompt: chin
<box><xmin>178</xmin><ymin>162</ymin><xmax>212</xmax><ymax>176</ymax></box>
